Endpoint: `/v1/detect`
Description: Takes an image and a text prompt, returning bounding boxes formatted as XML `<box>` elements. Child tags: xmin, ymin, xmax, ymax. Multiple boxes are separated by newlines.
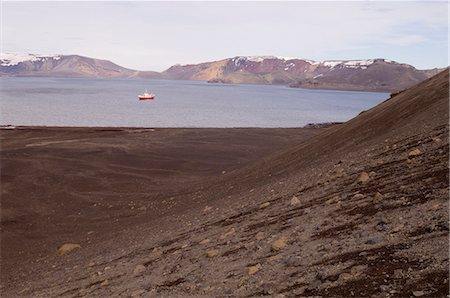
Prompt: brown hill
<box><xmin>0</xmin><ymin>54</ymin><xmax>161</xmax><ymax>79</ymax></box>
<box><xmin>0</xmin><ymin>69</ymin><xmax>448</xmax><ymax>296</ymax></box>
<box><xmin>164</xmin><ymin>56</ymin><xmax>441</xmax><ymax>92</ymax></box>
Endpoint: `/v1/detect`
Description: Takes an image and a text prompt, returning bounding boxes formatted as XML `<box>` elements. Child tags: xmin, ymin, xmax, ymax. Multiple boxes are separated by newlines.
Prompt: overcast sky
<box><xmin>2</xmin><ymin>1</ymin><xmax>448</xmax><ymax>71</ymax></box>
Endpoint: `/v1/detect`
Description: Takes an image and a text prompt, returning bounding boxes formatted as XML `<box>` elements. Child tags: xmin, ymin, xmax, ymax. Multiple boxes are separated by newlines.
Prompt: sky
<box><xmin>1</xmin><ymin>1</ymin><xmax>448</xmax><ymax>71</ymax></box>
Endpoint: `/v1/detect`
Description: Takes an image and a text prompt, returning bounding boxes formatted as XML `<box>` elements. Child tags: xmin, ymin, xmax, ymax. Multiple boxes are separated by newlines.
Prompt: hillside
<box><xmin>1</xmin><ymin>64</ymin><xmax>447</xmax><ymax>297</ymax></box>
<box><xmin>0</xmin><ymin>53</ymin><xmax>161</xmax><ymax>79</ymax></box>
<box><xmin>164</xmin><ymin>56</ymin><xmax>441</xmax><ymax>92</ymax></box>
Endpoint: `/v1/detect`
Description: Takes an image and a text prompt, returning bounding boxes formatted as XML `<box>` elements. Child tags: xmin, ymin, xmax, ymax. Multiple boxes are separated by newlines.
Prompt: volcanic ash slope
<box><xmin>30</xmin><ymin>70</ymin><xmax>449</xmax><ymax>297</ymax></box>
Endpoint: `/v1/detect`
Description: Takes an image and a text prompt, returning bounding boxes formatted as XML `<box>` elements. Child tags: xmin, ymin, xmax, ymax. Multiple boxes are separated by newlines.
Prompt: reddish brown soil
<box><xmin>0</xmin><ymin>70</ymin><xmax>448</xmax><ymax>297</ymax></box>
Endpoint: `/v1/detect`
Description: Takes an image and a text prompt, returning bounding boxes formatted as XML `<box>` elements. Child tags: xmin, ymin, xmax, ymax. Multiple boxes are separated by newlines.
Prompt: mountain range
<box><xmin>1</xmin><ymin>53</ymin><xmax>443</xmax><ymax>92</ymax></box>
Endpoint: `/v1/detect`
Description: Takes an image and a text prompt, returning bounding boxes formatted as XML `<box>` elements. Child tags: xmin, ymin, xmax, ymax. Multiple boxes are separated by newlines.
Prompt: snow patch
<box><xmin>0</xmin><ymin>53</ymin><xmax>62</xmax><ymax>66</ymax></box>
<box><xmin>321</xmin><ymin>59</ymin><xmax>377</xmax><ymax>69</ymax></box>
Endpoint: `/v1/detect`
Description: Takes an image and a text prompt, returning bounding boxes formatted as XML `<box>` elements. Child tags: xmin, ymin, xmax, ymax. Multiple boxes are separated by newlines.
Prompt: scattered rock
<box><xmin>57</xmin><ymin>243</ymin><xmax>81</xmax><ymax>256</ymax></box>
<box><xmin>207</xmin><ymin>249</ymin><xmax>219</xmax><ymax>258</ymax></box>
<box><xmin>255</xmin><ymin>231</ymin><xmax>265</xmax><ymax>240</ymax></box>
<box><xmin>306</xmin><ymin>278</ymin><xmax>321</xmax><ymax>292</ymax></box>
<box><xmin>88</xmin><ymin>261</ymin><xmax>96</xmax><ymax>267</ymax></box>
<box><xmin>353</xmin><ymin>193</ymin><xmax>365</xmax><ymax>199</ymax></box>
<box><xmin>366</xmin><ymin>236</ymin><xmax>385</xmax><ymax>245</ymax></box>
<box><xmin>432</xmin><ymin>137</ymin><xmax>442</xmax><ymax>143</ymax></box>
<box><xmin>247</xmin><ymin>263</ymin><xmax>262</xmax><ymax>275</ymax></box>
<box><xmin>131</xmin><ymin>289</ymin><xmax>146</xmax><ymax>297</ymax></box>
<box><xmin>199</xmin><ymin>239</ymin><xmax>210</xmax><ymax>245</ymax></box>
<box><xmin>412</xmin><ymin>290</ymin><xmax>425</xmax><ymax>297</ymax></box>
<box><xmin>290</xmin><ymin>196</ymin><xmax>300</xmax><ymax>206</ymax></box>
<box><xmin>356</xmin><ymin>172</ymin><xmax>370</xmax><ymax>184</ymax></box>
<box><xmin>378</xmin><ymin>285</ymin><xmax>390</xmax><ymax>292</ymax></box>
<box><xmin>326</xmin><ymin>196</ymin><xmax>340</xmax><ymax>205</ymax></box>
<box><xmin>373</xmin><ymin>192</ymin><xmax>384</xmax><ymax>203</ymax></box>
<box><xmin>202</xmin><ymin>206</ymin><xmax>212</xmax><ymax>213</ymax></box>
<box><xmin>338</xmin><ymin>272</ymin><xmax>353</xmax><ymax>281</ymax></box>
<box><xmin>100</xmin><ymin>279</ymin><xmax>109</xmax><ymax>286</ymax></box>
<box><xmin>267</xmin><ymin>255</ymin><xmax>282</xmax><ymax>262</ymax></box>
<box><xmin>220</xmin><ymin>227</ymin><xmax>236</xmax><ymax>239</ymax></box>
<box><xmin>271</xmin><ymin>236</ymin><xmax>288</xmax><ymax>252</ymax></box>
<box><xmin>408</xmin><ymin>148</ymin><xmax>422</xmax><ymax>157</ymax></box>
<box><xmin>133</xmin><ymin>264</ymin><xmax>146</xmax><ymax>275</ymax></box>
<box><xmin>284</xmin><ymin>256</ymin><xmax>302</xmax><ymax>267</ymax></box>
<box><xmin>259</xmin><ymin>202</ymin><xmax>271</xmax><ymax>209</ymax></box>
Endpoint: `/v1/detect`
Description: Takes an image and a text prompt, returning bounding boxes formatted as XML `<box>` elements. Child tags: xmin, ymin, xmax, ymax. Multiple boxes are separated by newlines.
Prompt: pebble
<box><xmin>271</xmin><ymin>236</ymin><xmax>288</xmax><ymax>252</ymax></box>
<box><xmin>366</xmin><ymin>236</ymin><xmax>385</xmax><ymax>245</ymax></box>
<box><xmin>130</xmin><ymin>289</ymin><xmax>146</xmax><ymax>297</ymax></box>
<box><xmin>408</xmin><ymin>148</ymin><xmax>422</xmax><ymax>157</ymax></box>
<box><xmin>290</xmin><ymin>196</ymin><xmax>301</xmax><ymax>206</ymax></box>
<box><xmin>373</xmin><ymin>192</ymin><xmax>384</xmax><ymax>203</ymax></box>
<box><xmin>207</xmin><ymin>249</ymin><xmax>220</xmax><ymax>258</ymax></box>
<box><xmin>100</xmin><ymin>279</ymin><xmax>109</xmax><ymax>286</ymax></box>
<box><xmin>57</xmin><ymin>243</ymin><xmax>81</xmax><ymax>256</ymax></box>
<box><xmin>353</xmin><ymin>193</ymin><xmax>365</xmax><ymax>199</ymax></box>
<box><xmin>356</xmin><ymin>172</ymin><xmax>370</xmax><ymax>184</ymax></box>
<box><xmin>199</xmin><ymin>239</ymin><xmax>210</xmax><ymax>245</ymax></box>
<box><xmin>255</xmin><ymin>231</ymin><xmax>265</xmax><ymax>240</ymax></box>
<box><xmin>259</xmin><ymin>202</ymin><xmax>271</xmax><ymax>209</ymax></box>
<box><xmin>413</xmin><ymin>290</ymin><xmax>425</xmax><ymax>297</ymax></box>
<box><xmin>133</xmin><ymin>264</ymin><xmax>146</xmax><ymax>275</ymax></box>
<box><xmin>247</xmin><ymin>263</ymin><xmax>262</xmax><ymax>275</ymax></box>
<box><xmin>220</xmin><ymin>227</ymin><xmax>236</xmax><ymax>239</ymax></box>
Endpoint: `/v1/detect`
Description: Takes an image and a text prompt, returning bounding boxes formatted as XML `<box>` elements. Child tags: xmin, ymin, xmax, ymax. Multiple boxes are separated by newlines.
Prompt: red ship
<box><xmin>138</xmin><ymin>90</ymin><xmax>156</xmax><ymax>100</ymax></box>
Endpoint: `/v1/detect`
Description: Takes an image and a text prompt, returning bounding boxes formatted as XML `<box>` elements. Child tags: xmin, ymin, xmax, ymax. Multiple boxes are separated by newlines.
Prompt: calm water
<box><xmin>0</xmin><ymin>77</ymin><xmax>388</xmax><ymax>127</ymax></box>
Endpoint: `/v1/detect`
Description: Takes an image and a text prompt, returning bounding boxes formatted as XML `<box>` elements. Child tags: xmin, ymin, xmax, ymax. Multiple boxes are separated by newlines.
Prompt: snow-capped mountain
<box><xmin>0</xmin><ymin>53</ymin><xmax>160</xmax><ymax>79</ymax></box>
<box><xmin>1</xmin><ymin>53</ymin><xmax>443</xmax><ymax>92</ymax></box>
<box><xmin>163</xmin><ymin>56</ymin><xmax>442</xmax><ymax>91</ymax></box>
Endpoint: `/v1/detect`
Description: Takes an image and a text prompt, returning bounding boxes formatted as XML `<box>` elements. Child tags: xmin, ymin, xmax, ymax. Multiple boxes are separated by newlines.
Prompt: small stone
<box><xmin>199</xmin><ymin>239</ymin><xmax>210</xmax><ymax>245</ymax></box>
<box><xmin>267</xmin><ymin>255</ymin><xmax>282</xmax><ymax>262</ymax></box>
<box><xmin>271</xmin><ymin>236</ymin><xmax>288</xmax><ymax>252</ymax></box>
<box><xmin>432</xmin><ymin>137</ymin><xmax>442</xmax><ymax>143</ymax></box>
<box><xmin>356</xmin><ymin>172</ymin><xmax>370</xmax><ymax>184</ymax></box>
<box><xmin>339</xmin><ymin>272</ymin><xmax>353</xmax><ymax>281</ymax></box>
<box><xmin>373</xmin><ymin>192</ymin><xmax>384</xmax><ymax>203</ymax></box>
<box><xmin>100</xmin><ymin>279</ymin><xmax>109</xmax><ymax>286</ymax></box>
<box><xmin>412</xmin><ymin>290</ymin><xmax>425</xmax><ymax>297</ymax></box>
<box><xmin>353</xmin><ymin>193</ymin><xmax>365</xmax><ymax>199</ymax></box>
<box><xmin>408</xmin><ymin>148</ymin><xmax>422</xmax><ymax>157</ymax></box>
<box><xmin>133</xmin><ymin>264</ymin><xmax>146</xmax><ymax>275</ymax></box>
<box><xmin>220</xmin><ymin>227</ymin><xmax>236</xmax><ymax>239</ymax></box>
<box><xmin>378</xmin><ymin>285</ymin><xmax>390</xmax><ymax>292</ymax></box>
<box><xmin>247</xmin><ymin>263</ymin><xmax>262</xmax><ymax>275</ymax></box>
<box><xmin>57</xmin><ymin>243</ymin><xmax>81</xmax><ymax>256</ymax></box>
<box><xmin>326</xmin><ymin>196</ymin><xmax>340</xmax><ymax>205</ymax></box>
<box><xmin>306</xmin><ymin>278</ymin><xmax>321</xmax><ymax>291</ymax></box>
<box><xmin>259</xmin><ymin>202</ymin><xmax>270</xmax><ymax>209</ymax></box>
<box><xmin>131</xmin><ymin>289</ymin><xmax>146</xmax><ymax>297</ymax></box>
<box><xmin>88</xmin><ymin>261</ymin><xmax>96</xmax><ymax>267</ymax></box>
<box><xmin>255</xmin><ymin>231</ymin><xmax>264</xmax><ymax>240</ymax></box>
<box><xmin>366</xmin><ymin>236</ymin><xmax>385</xmax><ymax>245</ymax></box>
<box><xmin>203</xmin><ymin>206</ymin><xmax>212</xmax><ymax>213</ymax></box>
<box><xmin>290</xmin><ymin>196</ymin><xmax>300</xmax><ymax>206</ymax></box>
<box><xmin>207</xmin><ymin>249</ymin><xmax>219</xmax><ymax>258</ymax></box>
